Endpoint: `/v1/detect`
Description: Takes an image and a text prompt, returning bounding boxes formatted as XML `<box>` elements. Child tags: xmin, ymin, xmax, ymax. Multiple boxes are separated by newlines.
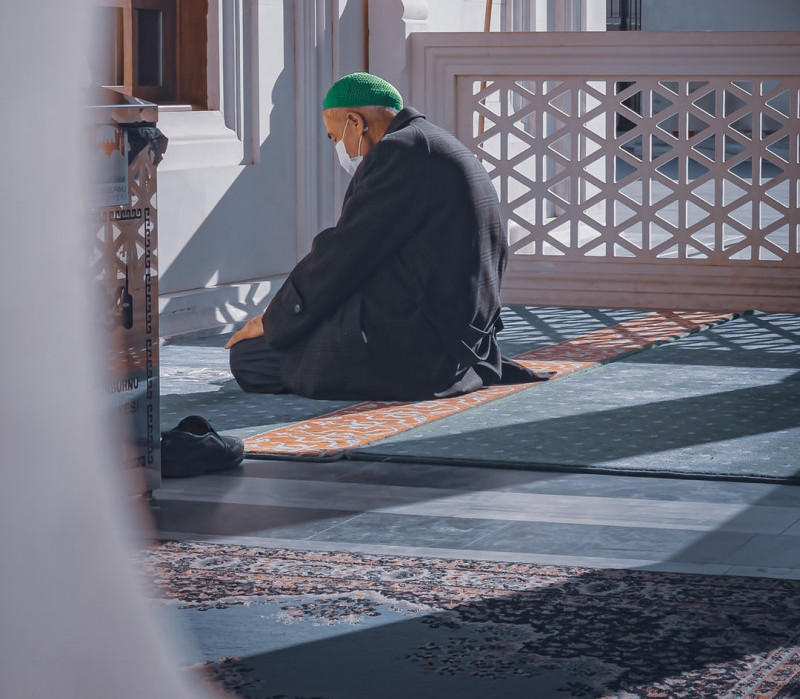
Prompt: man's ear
<box><xmin>347</xmin><ymin>111</ymin><xmax>367</xmax><ymax>132</ymax></box>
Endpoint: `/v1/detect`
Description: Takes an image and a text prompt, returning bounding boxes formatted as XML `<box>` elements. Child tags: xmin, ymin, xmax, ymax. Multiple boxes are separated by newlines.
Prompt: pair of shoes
<box><xmin>161</xmin><ymin>415</ymin><xmax>244</xmax><ymax>478</ymax></box>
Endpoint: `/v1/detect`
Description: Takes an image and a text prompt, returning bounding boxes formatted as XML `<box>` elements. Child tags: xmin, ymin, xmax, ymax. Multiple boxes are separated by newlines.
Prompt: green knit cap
<box><xmin>322</xmin><ymin>72</ymin><xmax>403</xmax><ymax>111</ymax></box>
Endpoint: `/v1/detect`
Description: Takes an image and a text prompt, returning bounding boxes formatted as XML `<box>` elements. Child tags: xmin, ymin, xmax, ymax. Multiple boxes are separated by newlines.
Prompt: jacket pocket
<box><xmin>262</xmin><ymin>278</ymin><xmax>307</xmax><ymax>349</ymax></box>
<box><xmin>336</xmin><ymin>291</ymin><xmax>370</xmax><ymax>366</ymax></box>
<box><xmin>279</xmin><ymin>278</ymin><xmax>305</xmax><ymax>316</ymax></box>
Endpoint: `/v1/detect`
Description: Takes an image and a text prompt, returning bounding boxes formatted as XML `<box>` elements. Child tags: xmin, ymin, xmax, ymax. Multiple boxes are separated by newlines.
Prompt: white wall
<box><xmin>157</xmin><ymin>0</ymin><xmax>370</xmax><ymax>337</ymax></box>
<box><xmin>157</xmin><ymin>0</ymin><xmax>299</xmax><ymax>336</ymax></box>
<box><xmin>643</xmin><ymin>0</ymin><xmax>800</xmax><ymax>31</ymax></box>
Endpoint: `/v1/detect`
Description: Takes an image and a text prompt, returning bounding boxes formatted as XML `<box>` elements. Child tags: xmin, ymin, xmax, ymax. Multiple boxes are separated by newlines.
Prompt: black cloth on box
<box><xmin>127</xmin><ymin>126</ymin><xmax>168</xmax><ymax>165</ymax></box>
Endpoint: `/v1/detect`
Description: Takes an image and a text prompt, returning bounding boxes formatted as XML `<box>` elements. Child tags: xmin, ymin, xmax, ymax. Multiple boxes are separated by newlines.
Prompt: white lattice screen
<box><xmin>467</xmin><ymin>77</ymin><xmax>798</xmax><ymax>263</ymax></box>
<box><xmin>412</xmin><ymin>32</ymin><xmax>800</xmax><ymax>311</ymax></box>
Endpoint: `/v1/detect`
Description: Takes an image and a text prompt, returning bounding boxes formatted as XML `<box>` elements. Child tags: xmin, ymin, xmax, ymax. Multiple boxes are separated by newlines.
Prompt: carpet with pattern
<box><xmin>144</xmin><ymin>541</ymin><xmax>800</xmax><ymax>699</ymax></box>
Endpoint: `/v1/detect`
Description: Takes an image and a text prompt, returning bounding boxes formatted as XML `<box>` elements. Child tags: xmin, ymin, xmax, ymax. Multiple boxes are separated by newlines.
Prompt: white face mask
<box><xmin>335</xmin><ymin>120</ymin><xmax>364</xmax><ymax>176</ymax></box>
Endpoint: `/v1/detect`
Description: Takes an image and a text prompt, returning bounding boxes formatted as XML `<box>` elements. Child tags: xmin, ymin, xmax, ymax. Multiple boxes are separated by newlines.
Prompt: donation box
<box><xmin>87</xmin><ymin>88</ymin><xmax>167</xmax><ymax>494</ymax></box>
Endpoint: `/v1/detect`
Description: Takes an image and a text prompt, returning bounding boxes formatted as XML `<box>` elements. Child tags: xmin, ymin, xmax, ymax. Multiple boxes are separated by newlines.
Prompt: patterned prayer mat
<box><xmin>243</xmin><ymin>310</ymin><xmax>733</xmax><ymax>459</ymax></box>
<box><xmin>144</xmin><ymin>541</ymin><xmax>800</xmax><ymax>699</ymax></box>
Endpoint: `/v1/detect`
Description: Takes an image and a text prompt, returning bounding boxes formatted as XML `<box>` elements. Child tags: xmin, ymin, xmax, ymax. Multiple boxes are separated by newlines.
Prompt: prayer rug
<box><xmin>243</xmin><ymin>310</ymin><xmax>733</xmax><ymax>459</ymax></box>
<box><xmin>144</xmin><ymin>541</ymin><xmax>800</xmax><ymax>699</ymax></box>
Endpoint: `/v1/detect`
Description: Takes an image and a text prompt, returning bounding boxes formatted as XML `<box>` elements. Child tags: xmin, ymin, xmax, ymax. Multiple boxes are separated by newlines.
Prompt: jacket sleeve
<box><xmin>262</xmin><ymin>136</ymin><xmax>429</xmax><ymax>349</ymax></box>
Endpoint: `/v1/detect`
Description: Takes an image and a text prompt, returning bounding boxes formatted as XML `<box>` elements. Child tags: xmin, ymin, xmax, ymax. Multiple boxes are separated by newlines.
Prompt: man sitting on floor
<box><xmin>226</xmin><ymin>72</ymin><xmax>550</xmax><ymax>400</ymax></box>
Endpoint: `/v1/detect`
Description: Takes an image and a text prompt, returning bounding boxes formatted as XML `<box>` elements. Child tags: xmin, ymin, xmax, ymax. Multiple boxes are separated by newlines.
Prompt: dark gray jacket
<box><xmin>262</xmin><ymin>107</ymin><xmax>532</xmax><ymax>400</ymax></box>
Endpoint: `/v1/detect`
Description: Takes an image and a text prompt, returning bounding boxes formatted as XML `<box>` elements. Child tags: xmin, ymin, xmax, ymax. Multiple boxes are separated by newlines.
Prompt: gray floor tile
<box><xmin>307</xmin><ymin>512</ymin><xmax>515</xmax><ymax>549</ymax></box>
<box><xmin>159</xmin><ymin>474</ymin><xmax>800</xmax><ymax>535</ymax></box>
<box><xmin>238</xmin><ymin>458</ymin><xmax>567</xmax><ymax>491</ymax></box>
<box><xmin>466</xmin><ymin>520</ymin><xmax>754</xmax><ymax>564</ymax></box>
<box><xmin>151</xmin><ymin>499</ymin><xmax>359</xmax><ymax>538</ymax></box>
<box><xmin>726</xmin><ymin>534</ymin><xmax>800</xmax><ymax>568</ymax></box>
<box><xmin>382</xmin><ymin>490</ymin><xmax>800</xmax><ymax>534</ymax></box>
<box><xmin>498</xmin><ymin>471</ymin><xmax>800</xmax><ymax>506</ymax></box>
<box><xmin>240</xmin><ymin>460</ymin><xmax>800</xmax><ymax>507</ymax></box>
<box><xmin>158</xmin><ymin>475</ymin><xmax>471</xmax><ymax>512</ymax></box>
<box><xmin>779</xmin><ymin>519</ymin><xmax>800</xmax><ymax>536</ymax></box>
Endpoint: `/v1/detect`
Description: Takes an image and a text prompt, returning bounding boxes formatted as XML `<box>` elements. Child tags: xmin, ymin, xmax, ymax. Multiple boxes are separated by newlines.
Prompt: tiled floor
<box><xmin>152</xmin><ymin>457</ymin><xmax>800</xmax><ymax>580</ymax></box>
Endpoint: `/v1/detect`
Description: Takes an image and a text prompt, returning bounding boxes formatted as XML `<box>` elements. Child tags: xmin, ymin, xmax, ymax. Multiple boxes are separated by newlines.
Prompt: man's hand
<box><xmin>225</xmin><ymin>316</ymin><xmax>265</xmax><ymax>349</ymax></box>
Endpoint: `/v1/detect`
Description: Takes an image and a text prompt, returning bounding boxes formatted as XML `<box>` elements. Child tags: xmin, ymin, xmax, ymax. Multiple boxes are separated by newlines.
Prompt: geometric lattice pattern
<box><xmin>90</xmin><ymin>150</ymin><xmax>159</xmax><ymax>348</ymax></box>
<box><xmin>467</xmin><ymin>77</ymin><xmax>800</xmax><ymax>263</ymax></box>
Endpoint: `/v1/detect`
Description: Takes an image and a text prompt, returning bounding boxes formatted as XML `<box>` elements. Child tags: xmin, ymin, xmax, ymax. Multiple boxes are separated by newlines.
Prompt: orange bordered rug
<box><xmin>243</xmin><ymin>311</ymin><xmax>734</xmax><ymax>460</ymax></box>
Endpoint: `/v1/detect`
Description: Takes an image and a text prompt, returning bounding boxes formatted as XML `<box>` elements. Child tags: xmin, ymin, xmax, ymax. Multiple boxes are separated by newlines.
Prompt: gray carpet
<box><xmin>349</xmin><ymin>312</ymin><xmax>800</xmax><ymax>482</ymax></box>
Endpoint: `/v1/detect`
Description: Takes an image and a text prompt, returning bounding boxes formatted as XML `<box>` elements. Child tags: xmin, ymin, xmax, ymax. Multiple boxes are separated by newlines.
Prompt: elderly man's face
<box><xmin>323</xmin><ymin>108</ymin><xmax>367</xmax><ymax>158</ymax></box>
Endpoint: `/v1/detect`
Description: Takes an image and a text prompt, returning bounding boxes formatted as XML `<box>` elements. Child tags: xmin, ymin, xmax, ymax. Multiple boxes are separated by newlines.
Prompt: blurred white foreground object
<box><xmin>0</xmin><ymin>4</ymin><xmax>220</xmax><ymax>698</ymax></box>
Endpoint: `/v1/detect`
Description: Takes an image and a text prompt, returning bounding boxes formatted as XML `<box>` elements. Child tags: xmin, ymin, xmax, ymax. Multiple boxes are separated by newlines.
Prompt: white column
<box><xmin>583</xmin><ymin>0</ymin><xmax>608</xmax><ymax>31</ymax></box>
<box><xmin>294</xmin><ymin>0</ymin><xmax>339</xmax><ymax>257</ymax></box>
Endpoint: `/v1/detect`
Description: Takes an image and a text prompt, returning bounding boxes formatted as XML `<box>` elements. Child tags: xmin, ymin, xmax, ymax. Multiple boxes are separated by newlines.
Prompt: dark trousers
<box><xmin>228</xmin><ymin>336</ymin><xmax>286</xmax><ymax>394</ymax></box>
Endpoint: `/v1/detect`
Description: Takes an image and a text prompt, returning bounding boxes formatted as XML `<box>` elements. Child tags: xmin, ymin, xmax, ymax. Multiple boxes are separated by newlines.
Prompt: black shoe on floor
<box><xmin>161</xmin><ymin>415</ymin><xmax>244</xmax><ymax>478</ymax></box>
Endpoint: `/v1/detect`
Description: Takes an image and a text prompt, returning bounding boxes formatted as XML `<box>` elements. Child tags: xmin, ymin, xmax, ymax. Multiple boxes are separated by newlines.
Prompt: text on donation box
<box><xmin>92</xmin><ymin>125</ymin><xmax>130</xmax><ymax>208</ymax></box>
